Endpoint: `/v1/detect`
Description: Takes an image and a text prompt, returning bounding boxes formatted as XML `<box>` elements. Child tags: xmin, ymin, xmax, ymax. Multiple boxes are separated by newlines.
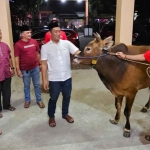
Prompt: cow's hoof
<box><xmin>140</xmin><ymin>107</ymin><xmax>148</xmax><ymax>113</ymax></box>
<box><xmin>109</xmin><ymin>119</ymin><xmax>118</xmax><ymax>125</ymax></box>
<box><xmin>123</xmin><ymin>129</ymin><xmax>130</xmax><ymax>138</ymax></box>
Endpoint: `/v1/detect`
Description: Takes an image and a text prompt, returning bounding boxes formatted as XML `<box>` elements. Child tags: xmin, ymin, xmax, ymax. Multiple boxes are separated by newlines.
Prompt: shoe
<box><xmin>24</xmin><ymin>102</ymin><xmax>30</xmax><ymax>108</ymax></box>
<box><xmin>62</xmin><ymin>115</ymin><xmax>74</xmax><ymax>123</ymax></box>
<box><xmin>49</xmin><ymin>118</ymin><xmax>56</xmax><ymax>127</ymax></box>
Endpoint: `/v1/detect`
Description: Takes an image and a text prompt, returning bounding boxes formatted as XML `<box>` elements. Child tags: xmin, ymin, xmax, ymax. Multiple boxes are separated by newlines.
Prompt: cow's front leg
<box><xmin>123</xmin><ymin>94</ymin><xmax>135</xmax><ymax>138</ymax></box>
<box><xmin>110</xmin><ymin>96</ymin><xmax>123</xmax><ymax>124</ymax></box>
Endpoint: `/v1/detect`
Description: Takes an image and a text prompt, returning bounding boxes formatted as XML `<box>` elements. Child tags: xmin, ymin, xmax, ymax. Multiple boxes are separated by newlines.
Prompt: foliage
<box><xmin>89</xmin><ymin>0</ymin><xmax>115</xmax><ymax>18</ymax></box>
<box><xmin>10</xmin><ymin>0</ymin><xmax>43</xmax><ymax>21</ymax></box>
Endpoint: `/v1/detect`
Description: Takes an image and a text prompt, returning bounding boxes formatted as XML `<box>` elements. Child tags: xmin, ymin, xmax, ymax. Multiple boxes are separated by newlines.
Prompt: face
<box><xmin>0</xmin><ymin>30</ymin><xmax>2</xmax><ymax>41</ymax></box>
<box><xmin>21</xmin><ymin>30</ymin><xmax>31</xmax><ymax>40</ymax></box>
<box><xmin>50</xmin><ymin>27</ymin><xmax>61</xmax><ymax>42</ymax></box>
<box><xmin>74</xmin><ymin>34</ymin><xmax>114</xmax><ymax>65</ymax></box>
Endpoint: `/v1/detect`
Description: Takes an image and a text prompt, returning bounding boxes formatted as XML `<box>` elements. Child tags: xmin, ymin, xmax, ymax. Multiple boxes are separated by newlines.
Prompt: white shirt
<box><xmin>41</xmin><ymin>40</ymin><xmax>78</xmax><ymax>81</ymax></box>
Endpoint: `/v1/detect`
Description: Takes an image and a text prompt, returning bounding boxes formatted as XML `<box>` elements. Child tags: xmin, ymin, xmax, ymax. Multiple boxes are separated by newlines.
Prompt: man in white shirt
<box><xmin>41</xmin><ymin>20</ymin><xmax>80</xmax><ymax>127</ymax></box>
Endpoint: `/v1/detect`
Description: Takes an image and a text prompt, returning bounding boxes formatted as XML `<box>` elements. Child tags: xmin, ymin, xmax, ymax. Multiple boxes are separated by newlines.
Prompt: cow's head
<box><xmin>74</xmin><ymin>33</ymin><xmax>114</xmax><ymax>65</ymax></box>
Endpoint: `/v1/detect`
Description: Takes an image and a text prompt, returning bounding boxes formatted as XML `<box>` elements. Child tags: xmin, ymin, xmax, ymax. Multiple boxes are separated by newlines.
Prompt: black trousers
<box><xmin>0</xmin><ymin>78</ymin><xmax>11</xmax><ymax>112</ymax></box>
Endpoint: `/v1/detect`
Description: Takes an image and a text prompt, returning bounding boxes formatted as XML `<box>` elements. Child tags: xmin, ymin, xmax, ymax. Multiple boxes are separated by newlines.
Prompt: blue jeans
<box><xmin>48</xmin><ymin>78</ymin><xmax>72</xmax><ymax>118</ymax></box>
<box><xmin>21</xmin><ymin>66</ymin><xmax>41</xmax><ymax>102</ymax></box>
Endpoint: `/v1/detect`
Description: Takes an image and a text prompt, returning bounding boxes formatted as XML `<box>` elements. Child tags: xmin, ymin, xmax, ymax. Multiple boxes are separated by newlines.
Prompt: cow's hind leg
<box><xmin>123</xmin><ymin>94</ymin><xmax>136</xmax><ymax>138</ymax></box>
<box><xmin>140</xmin><ymin>89</ymin><xmax>150</xmax><ymax>113</ymax></box>
<box><xmin>110</xmin><ymin>96</ymin><xmax>123</xmax><ymax>124</ymax></box>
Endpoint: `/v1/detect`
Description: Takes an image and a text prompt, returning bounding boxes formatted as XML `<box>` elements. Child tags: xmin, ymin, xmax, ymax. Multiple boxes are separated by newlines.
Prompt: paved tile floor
<box><xmin>0</xmin><ymin>69</ymin><xmax>150</xmax><ymax>150</ymax></box>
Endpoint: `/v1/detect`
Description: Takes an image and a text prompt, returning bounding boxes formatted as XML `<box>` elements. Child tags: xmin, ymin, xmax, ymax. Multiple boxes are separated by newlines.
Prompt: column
<box><xmin>85</xmin><ymin>0</ymin><xmax>89</xmax><ymax>25</ymax></box>
<box><xmin>0</xmin><ymin>0</ymin><xmax>14</xmax><ymax>64</ymax></box>
<box><xmin>115</xmin><ymin>0</ymin><xmax>135</xmax><ymax>45</ymax></box>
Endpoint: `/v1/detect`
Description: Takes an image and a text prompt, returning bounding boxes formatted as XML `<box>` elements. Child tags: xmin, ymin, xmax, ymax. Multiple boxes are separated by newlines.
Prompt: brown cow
<box><xmin>74</xmin><ymin>33</ymin><xmax>150</xmax><ymax>138</ymax></box>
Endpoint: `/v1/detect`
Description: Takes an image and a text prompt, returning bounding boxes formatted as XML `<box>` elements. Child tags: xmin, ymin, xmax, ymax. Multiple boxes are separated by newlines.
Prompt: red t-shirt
<box><xmin>14</xmin><ymin>38</ymin><xmax>40</xmax><ymax>70</ymax></box>
<box><xmin>44</xmin><ymin>31</ymin><xmax>67</xmax><ymax>44</ymax></box>
<box><xmin>144</xmin><ymin>50</ymin><xmax>150</xmax><ymax>62</ymax></box>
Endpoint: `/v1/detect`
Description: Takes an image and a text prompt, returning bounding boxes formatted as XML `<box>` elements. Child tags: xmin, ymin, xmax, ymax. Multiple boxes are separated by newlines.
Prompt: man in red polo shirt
<box><xmin>44</xmin><ymin>18</ymin><xmax>67</xmax><ymax>44</ymax></box>
<box><xmin>14</xmin><ymin>25</ymin><xmax>45</xmax><ymax>109</ymax></box>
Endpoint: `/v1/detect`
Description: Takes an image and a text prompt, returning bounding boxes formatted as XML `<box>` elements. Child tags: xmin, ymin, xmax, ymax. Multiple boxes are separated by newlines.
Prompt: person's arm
<box><xmin>67</xmin><ymin>40</ymin><xmax>81</xmax><ymax>55</ymax></box>
<box><xmin>116</xmin><ymin>52</ymin><xmax>145</xmax><ymax>61</ymax></box>
<box><xmin>41</xmin><ymin>45</ymin><xmax>49</xmax><ymax>90</ymax></box>
<box><xmin>14</xmin><ymin>43</ymin><xmax>23</xmax><ymax>77</ymax></box>
<box><xmin>9</xmin><ymin>57</ymin><xmax>15</xmax><ymax>77</ymax></box>
<box><xmin>35</xmin><ymin>40</ymin><xmax>41</xmax><ymax>66</ymax></box>
<box><xmin>73</xmin><ymin>50</ymin><xmax>81</xmax><ymax>56</ymax></box>
<box><xmin>41</xmin><ymin>60</ymin><xmax>49</xmax><ymax>90</ymax></box>
<box><xmin>15</xmin><ymin>57</ymin><xmax>23</xmax><ymax>77</ymax></box>
<box><xmin>7</xmin><ymin>45</ymin><xmax>15</xmax><ymax>76</ymax></box>
<box><xmin>37</xmin><ymin>52</ymin><xmax>41</xmax><ymax>65</ymax></box>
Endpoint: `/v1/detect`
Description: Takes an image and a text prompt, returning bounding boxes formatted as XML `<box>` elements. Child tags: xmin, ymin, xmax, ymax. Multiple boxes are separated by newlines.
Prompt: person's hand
<box><xmin>43</xmin><ymin>80</ymin><xmax>49</xmax><ymax>91</ymax></box>
<box><xmin>17</xmin><ymin>69</ymin><xmax>23</xmax><ymax>78</ymax></box>
<box><xmin>116</xmin><ymin>52</ymin><xmax>126</xmax><ymax>59</ymax></box>
<box><xmin>10</xmin><ymin>69</ymin><xmax>15</xmax><ymax>77</ymax></box>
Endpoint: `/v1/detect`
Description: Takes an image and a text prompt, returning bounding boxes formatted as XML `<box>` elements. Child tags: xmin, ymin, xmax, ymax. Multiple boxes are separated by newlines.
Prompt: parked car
<box><xmin>31</xmin><ymin>28</ymin><xmax>80</xmax><ymax>48</ymax></box>
<box><xmin>100</xmin><ymin>23</ymin><xmax>140</xmax><ymax>44</ymax></box>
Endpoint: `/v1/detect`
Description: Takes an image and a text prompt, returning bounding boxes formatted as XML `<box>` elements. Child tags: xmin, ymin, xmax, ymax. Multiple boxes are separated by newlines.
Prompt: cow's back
<box><xmin>127</xmin><ymin>45</ymin><xmax>150</xmax><ymax>54</ymax></box>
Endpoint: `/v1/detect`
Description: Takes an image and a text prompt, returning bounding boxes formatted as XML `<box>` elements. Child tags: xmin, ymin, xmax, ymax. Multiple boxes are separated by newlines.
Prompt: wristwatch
<box><xmin>11</xmin><ymin>67</ymin><xmax>15</xmax><ymax>70</ymax></box>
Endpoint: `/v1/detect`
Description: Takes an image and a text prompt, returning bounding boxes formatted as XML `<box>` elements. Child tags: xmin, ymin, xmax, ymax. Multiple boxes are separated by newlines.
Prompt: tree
<box><xmin>10</xmin><ymin>0</ymin><xmax>43</xmax><ymax>23</ymax></box>
<box><xmin>89</xmin><ymin>0</ymin><xmax>115</xmax><ymax>18</ymax></box>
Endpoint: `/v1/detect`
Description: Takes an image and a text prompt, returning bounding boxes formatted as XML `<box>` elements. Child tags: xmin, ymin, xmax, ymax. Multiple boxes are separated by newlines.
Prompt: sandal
<box><xmin>24</xmin><ymin>102</ymin><xmax>30</xmax><ymax>108</ymax></box>
<box><xmin>49</xmin><ymin>118</ymin><xmax>56</xmax><ymax>127</ymax></box>
<box><xmin>0</xmin><ymin>130</ymin><xmax>2</xmax><ymax>135</ymax></box>
<box><xmin>62</xmin><ymin>115</ymin><xmax>74</xmax><ymax>123</ymax></box>
<box><xmin>0</xmin><ymin>113</ymin><xmax>3</xmax><ymax>118</ymax></box>
<box><xmin>4</xmin><ymin>106</ymin><xmax>15</xmax><ymax>111</ymax></box>
<box><xmin>145</xmin><ymin>135</ymin><xmax>150</xmax><ymax>141</ymax></box>
<box><xmin>37</xmin><ymin>101</ymin><xmax>45</xmax><ymax>108</ymax></box>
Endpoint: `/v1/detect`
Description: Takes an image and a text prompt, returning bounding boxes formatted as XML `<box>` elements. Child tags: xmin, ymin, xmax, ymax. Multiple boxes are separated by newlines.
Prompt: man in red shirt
<box><xmin>14</xmin><ymin>25</ymin><xmax>45</xmax><ymax>109</ymax></box>
<box><xmin>0</xmin><ymin>29</ymin><xmax>15</xmax><ymax>120</ymax></box>
<box><xmin>44</xmin><ymin>18</ymin><xmax>67</xmax><ymax>44</ymax></box>
<box><xmin>116</xmin><ymin>50</ymin><xmax>150</xmax><ymax>141</ymax></box>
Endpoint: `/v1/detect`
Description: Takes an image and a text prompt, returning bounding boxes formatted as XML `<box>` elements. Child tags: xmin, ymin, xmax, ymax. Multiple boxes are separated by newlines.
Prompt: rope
<box><xmin>74</xmin><ymin>53</ymin><xmax>108</xmax><ymax>59</ymax></box>
<box><xmin>108</xmin><ymin>52</ymin><xmax>150</xmax><ymax>78</ymax></box>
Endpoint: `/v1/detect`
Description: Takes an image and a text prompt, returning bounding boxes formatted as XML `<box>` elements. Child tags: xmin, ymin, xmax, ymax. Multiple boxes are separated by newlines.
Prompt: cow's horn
<box><xmin>94</xmin><ymin>32</ymin><xmax>101</xmax><ymax>42</ymax></box>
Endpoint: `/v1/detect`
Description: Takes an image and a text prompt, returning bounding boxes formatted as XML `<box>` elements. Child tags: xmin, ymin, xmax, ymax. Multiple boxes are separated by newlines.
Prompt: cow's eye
<box><xmin>86</xmin><ymin>47</ymin><xmax>91</xmax><ymax>51</ymax></box>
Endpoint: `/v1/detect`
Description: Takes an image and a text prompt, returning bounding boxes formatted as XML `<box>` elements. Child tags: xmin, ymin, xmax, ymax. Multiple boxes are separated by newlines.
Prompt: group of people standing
<box><xmin>0</xmin><ymin>19</ymin><xmax>80</xmax><ymax>134</ymax></box>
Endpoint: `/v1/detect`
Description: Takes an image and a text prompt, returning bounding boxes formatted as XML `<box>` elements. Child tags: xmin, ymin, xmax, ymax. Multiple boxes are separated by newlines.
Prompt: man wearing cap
<box><xmin>0</xmin><ymin>29</ymin><xmax>15</xmax><ymax>118</ymax></box>
<box><xmin>41</xmin><ymin>20</ymin><xmax>80</xmax><ymax>127</ymax></box>
<box><xmin>44</xmin><ymin>18</ymin><xmax>67</xmax><ymax>44</ymax></box>
<box><xmin>14</xmin><ymin>25</ymin><xmax>45</xmax><ymax>109</ymax></box>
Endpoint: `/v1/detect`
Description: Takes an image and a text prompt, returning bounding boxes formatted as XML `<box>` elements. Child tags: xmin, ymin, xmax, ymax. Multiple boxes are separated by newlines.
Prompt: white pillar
<box><xmin>115</xmin><ymin>0</ymin><xmax>135</xmax><ymax>45</ymax></box>
<box><xmin>85</xmin><ymin>0</ymin><xmax>89</xmax><ymax>25</ymax></box>
<box><xmin>0</xmin><ymin>0</ymin><xmax>14</xmax><ymax>64</ymax></box>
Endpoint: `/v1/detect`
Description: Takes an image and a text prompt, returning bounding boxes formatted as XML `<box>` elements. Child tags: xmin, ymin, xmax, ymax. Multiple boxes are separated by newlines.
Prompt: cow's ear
<box><xmin>105</xmin><ymin>41</ymin><xmax>114</xmax><ymax>49</ymax></box>
<box><xmin>104</xmin><ymin>36</ymin><xmax>114</xmax><ymax>49</ymax></box>
<box><xmin>104</xmin><ymin>36</ymin><xmax>113</xmax><ymax>42</ymax></box>
<box><xmin>94</xmin><ymin>32</ymin><xmax>101</xmax><ymax>42</ymax></box>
